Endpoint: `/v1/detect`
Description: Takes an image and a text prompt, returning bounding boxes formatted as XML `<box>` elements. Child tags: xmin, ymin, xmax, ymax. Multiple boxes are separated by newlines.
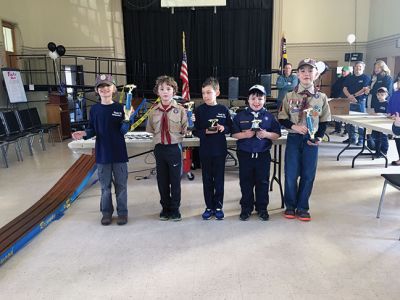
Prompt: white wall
<box><xmin>0</xmin><ymin>0</ymin><xmax>126</xmax><ymax>109</ymax></box>
<box><xmin>273</xmin><ymin>0</ymin><xmax>400</xmax><ymax>77</ymax></box>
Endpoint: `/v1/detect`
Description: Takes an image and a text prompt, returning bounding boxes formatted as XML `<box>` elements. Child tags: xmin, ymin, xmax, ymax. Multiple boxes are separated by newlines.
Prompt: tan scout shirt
<box><xmin>278</xmin><ymin>85</ymin><xmax>331</xmax><ymax>134</ymax></box>
<box><xmin>146</xmin><ymin>100</ymin><xmax>188</xmax><ymax>145</ymax></box>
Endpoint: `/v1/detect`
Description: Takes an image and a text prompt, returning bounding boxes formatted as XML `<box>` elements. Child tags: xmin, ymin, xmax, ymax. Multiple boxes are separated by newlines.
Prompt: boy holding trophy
<box><xmin>278</xmin><ymin>58</ymin><xmax>331</xmax><ymax>221</ymax></box>
<box><xmin>232</xmin><ymin>85</ymin><xmax>281</xmax><ymax>221</ymax></box>
<box><xmin>193</xmin><ymin>77</ymin><xmax>232</xmax><ymax>220</ymax></box>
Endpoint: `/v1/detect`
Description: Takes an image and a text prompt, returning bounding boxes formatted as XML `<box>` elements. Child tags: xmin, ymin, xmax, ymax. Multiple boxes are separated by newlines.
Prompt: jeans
<box><xmin>284</xmin><ymin>133</ymin><xmax>318</xmax><ymax>212</ymax></box>
<box><xmin>98</xmin><ymin>162</ymin><xmax>128</xmax><ymax>216</ymax></box>
<box><xmin>347</xmin><ymin>100</ymin><xmax>366</xmax><ymax>143</ymax></box>
<box><xmin>371</xmin><ymin>131</ymin><xmax>389</xmax><ymax>155</ymax></box>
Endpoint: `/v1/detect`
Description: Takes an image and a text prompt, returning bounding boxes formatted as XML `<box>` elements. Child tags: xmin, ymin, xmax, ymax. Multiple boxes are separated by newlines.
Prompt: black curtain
<box><xmin>122</xmin><ymin>0</ymin><xmax>273</xmax><ymax>98</ymax></box>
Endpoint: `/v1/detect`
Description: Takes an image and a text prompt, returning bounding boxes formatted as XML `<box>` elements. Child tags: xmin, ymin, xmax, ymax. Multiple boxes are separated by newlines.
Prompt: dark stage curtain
<box><xmin>122</xmin><ymin>0</ymin><xmax>273</xmax><ymax>98</ymax></box>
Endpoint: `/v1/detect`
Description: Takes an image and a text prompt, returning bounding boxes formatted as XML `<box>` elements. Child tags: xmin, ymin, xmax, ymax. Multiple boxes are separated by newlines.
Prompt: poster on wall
<box><xmin>1</xmin><ymin>68</ymin><xmax>28</xmax><ymax>103</ymax></box>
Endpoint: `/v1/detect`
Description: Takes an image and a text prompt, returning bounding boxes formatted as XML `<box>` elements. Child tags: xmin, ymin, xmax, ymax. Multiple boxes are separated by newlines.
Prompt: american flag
<box><xmin>180</xmin><ymin>32</ymin><xmax>190</xmax><ymax>101</ymax></box>
<box><xmin>279</xmin><ymin>35</ymin><xmax>288</xmax><ymax>73</ymax></box>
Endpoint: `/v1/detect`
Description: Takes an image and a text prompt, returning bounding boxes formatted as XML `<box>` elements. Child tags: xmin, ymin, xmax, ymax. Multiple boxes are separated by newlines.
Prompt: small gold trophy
<box><xmin>304</xmin><ymin>107</ymin><xmax>318</xmax><ymax>143</ymax></box>
<box><xmin>251</xmin><ymin>119</ymin><xmax>262</xmax><ymax>131</ymax></box>
<box><xmin>208</xmin><ymin>118</ymin><xmax>219</xmax><ymax>132</ymax></box>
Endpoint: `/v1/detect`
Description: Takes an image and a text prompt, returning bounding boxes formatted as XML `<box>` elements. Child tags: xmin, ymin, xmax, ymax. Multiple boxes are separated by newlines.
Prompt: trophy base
<box><xmin>251</xmin><ymin>128</ymin><xmax>261</xmax><ymax>132</ymax></box>
<box><xmin>308</xmin><ymin>138</ymin><xmax>318</xmax><ymax>143</ymax></box>
<box><xmin>208</xmin><ymin>127</ymin><xmax>218</xmax><ymax>132</ymax></box>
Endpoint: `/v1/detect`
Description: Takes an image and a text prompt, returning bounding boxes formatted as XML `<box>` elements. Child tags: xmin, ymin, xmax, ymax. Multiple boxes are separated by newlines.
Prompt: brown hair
<box><xmin>153</xmin><ymin>75</ymin><xmax>178</xmax><ymax>95</ymax></box>
<box><xmin>202</xmin><ymin>77</ymin><xmax>220</xmax><ymax>91</ymax></box>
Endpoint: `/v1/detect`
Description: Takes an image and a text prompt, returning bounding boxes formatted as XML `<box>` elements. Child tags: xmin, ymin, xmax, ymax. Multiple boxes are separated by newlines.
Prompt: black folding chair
<box><xmin>0</xmin><ymin>116</ymin><xmax>23</xmax><ymax>167</ymax></box>
<box><xmin>0</xmin><ymin>111</ymin><xmax>33</xmax><ymax>157</ymax></box>
<box><xmin>28</xmin><ymin>107</ymin><xmax>61</xmax><ymax>145</ymax></box>
<box><xmin>376</xmin><ymin>174</ymin><xmax>400</xmax><ymax>218</ymax></box>
<box><xmin>15</xmin><ymin>109</ymin><xmax>46</xmax><ymax>151</ymax></box>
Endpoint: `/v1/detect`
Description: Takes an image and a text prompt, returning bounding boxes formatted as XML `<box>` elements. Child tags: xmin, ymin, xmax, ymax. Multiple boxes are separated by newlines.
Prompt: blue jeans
<box><xmin>347</xmin><ymin>100</ymin><xmax>366</xmax><ymax>143</ymax></box>
<box><xmin>97</xmin><ymin>162</ymin><xmax>128</xmax><ymax>216</ymax></box>
<box><xmin>371</xmin><ymin>131</ymin><xmax>389</xmax><ymax>155</ymax></box>
<box><xmin>284</xmin><ymin>133</ymin><xmax>318</xmax><ymax>212</ymax></box>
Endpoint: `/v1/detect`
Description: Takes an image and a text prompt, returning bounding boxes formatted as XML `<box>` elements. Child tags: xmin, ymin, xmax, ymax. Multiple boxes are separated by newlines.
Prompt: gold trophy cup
<box><xmin>208</xmin><ymin>118</ymin><xmax>219</xmax><ymax>132</ymax></box>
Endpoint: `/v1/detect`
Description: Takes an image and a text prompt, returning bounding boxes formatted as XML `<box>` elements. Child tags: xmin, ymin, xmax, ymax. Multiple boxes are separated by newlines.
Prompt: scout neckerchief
<box><xmin>159</xmin><ymin>102</ymin><xmax>173</xmax><ymax>144</ymax></box>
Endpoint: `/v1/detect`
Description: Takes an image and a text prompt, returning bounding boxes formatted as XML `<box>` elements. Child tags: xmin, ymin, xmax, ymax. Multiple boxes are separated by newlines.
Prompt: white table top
<box><xmin>68</xmin><ymin>131</ymin><xmax>288</xmax><ymax>154</ymax></box>
<box><xmin>332</xmin><ymin>112</ymin><xmax>396</xmax><ymax>135</ymax></box>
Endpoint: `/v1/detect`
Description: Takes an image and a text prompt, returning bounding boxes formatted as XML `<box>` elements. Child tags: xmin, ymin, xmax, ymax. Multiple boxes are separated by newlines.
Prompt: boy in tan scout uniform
<box><xmin>146</xmin><ymin>75</ymin><xmax>188</xmax><ymax>221</ymax></box>
<box><xmin>278</xmin><ymin>58</ymin><xmax>331</xmax><ymax>221</ymax></box>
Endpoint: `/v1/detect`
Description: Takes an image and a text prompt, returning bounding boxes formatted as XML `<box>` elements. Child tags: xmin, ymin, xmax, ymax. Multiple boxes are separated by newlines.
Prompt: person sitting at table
<box><xmin>369</xmin><ymin>87</ymin><xmax>389</xmax><ymax>158</ymax></box>
<box><xmin>387</xmin><ymin>74</ymin><xmax>400</xmax><ymax>166</ymax></box>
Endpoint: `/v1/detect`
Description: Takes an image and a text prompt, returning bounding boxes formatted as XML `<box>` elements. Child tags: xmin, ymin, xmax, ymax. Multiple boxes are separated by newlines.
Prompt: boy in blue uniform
<box><xmin>193</xmin><ymin>77</ymin><xmax>232</xmax><ymax>220</ymax></box>
<box><xmin>370</xmin><ymin>87</ymin><xmax>389</xmax><ymax>157</ymax></box>
<box><xmin>232</xmin><ymin>85</ymin><xmax>281</xmax><ymax>221</ymax></box>
<box><xmin>72</xmin><ymin>74</ymin><xmax>134</xmax><ymax>226</ymax></box>
<box><xmin>278</xmin><ymin>59</ymin><xmax>331</xmax><ymax>221</ymax></box>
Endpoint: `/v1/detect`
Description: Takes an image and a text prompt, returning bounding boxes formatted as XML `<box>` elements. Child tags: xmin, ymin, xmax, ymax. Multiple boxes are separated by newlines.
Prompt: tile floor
<box><xmin>0</xmin><ymin>132</ymin><xmax>400</xmax><ymax>299</ymax></box>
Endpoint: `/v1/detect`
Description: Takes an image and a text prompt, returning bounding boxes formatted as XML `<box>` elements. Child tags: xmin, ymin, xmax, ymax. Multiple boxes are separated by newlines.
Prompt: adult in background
<box><xmin>366</xmin><ymin>60</ymin><xmax>393</xmax><ymax>110</ymax></box>
<box><xmin>276</xmin><ymin>63</ymin><xmax>298</xmax><ymax>109</ymax></box>
<box><xmin>342</xmin><ymin>61</ymin><xmax>370</xmax><ymax>145</ymax></box>
<box><xmin>330</xmin><ymin>66</ymin><xmax>351</xmax><ymax>135</ymax></box>
<box><xmin>387</xmin><ymin>74</ymin><xmax>400</xmax><ymax>166</ymax></box>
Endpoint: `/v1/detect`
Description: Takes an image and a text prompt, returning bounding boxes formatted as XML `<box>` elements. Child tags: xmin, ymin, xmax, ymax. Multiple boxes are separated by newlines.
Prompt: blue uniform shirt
<box><xmin>343</xmin><ymin>74</ymin><xmax>370</xmax><ymax>102</ymax></box>
<box><xmin>193</xmin><ymin>103</ymin><xmax>232</xmax><ymax>158</ymax></box>
<box><xmin>374</xmin><ymin>101</ymin><xmax>388</xmax><ymax>114</ymax></box>
<box><xmin>232</xmin><ymin>107</ymin><xmax>281</xmax><ymax>153</ymax></box>
<box><xmin>85</xmin><ymin>102</ymin><xmax>129</xmax><ymax>164</ymax></box>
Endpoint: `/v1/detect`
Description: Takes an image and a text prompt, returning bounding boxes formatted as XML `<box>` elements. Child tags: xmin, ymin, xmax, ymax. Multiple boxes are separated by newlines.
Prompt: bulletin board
<box><xmin>1</xmin><ymin>68</ymin><xmax>28</xmax><ymax>103</ymax></box>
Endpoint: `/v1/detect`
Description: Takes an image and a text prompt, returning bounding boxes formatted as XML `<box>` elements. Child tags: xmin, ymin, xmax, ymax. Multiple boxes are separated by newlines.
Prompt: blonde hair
<box><xmin>374</xmin><ymin>60</ymin><xmax>391</xmax><ymax>76</ymax></box>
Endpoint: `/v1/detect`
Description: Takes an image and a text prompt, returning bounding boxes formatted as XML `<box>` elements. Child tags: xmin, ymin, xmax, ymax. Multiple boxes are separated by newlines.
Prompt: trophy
<box><xmin>208</xmin><ymin>119</ymin><xmax>219</xmax><ymax>132</ymax></box>
<box><xmin>304</xmin><ymin>107</ymin><xmax>318</xmax><ymax>143</ymax></box>
<box><xmin>184</xmin><ymin>101</ymin><xmax>195</xmax><ymax>129</ymax></box>
<box><xmin>251</xmin><ymin>119</ymin><xmax>262</xmax><ymax>131</ymax></box>
<box><xmin>184</xmin><ymin>101</ymin><xmax>195</xmax><ymax>137</ymax></box>
<box><xmin>251</xmin><ymin>111</ymin><xmax>262</xmax><ymax>131</ymax></box>
<box><xmin>229</xmin><ymin>106</ymin><xmax>240</xmax><ymax>120</ymax></box>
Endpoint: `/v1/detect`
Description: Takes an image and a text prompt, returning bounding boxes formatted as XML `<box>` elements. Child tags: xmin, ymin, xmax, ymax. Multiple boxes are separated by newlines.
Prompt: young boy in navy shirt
<box><xmin>193</xmin><ymin>77</ymin><xmax>232</xmax><ymax>220</ymax></box>
<box><xmin>232</xmin><ymin>85</ymin><xmax>281</xmax><ymax>221</ymax></box>
<box><xmin>371</xmin><ymin>87</ymin><xmax>389</xmax><ymax>157</ymax></box>
<box><xmin>72</xmin><ymin>74</ymin><xmax>134</xmax><ymax>226</ymax></box>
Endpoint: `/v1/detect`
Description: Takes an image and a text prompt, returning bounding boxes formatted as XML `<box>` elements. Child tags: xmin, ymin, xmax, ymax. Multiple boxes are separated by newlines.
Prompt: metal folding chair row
<box><xmin>0</xmin><ymin>108</ymin><xmax>60</xmax><ymax>168</ymax></box>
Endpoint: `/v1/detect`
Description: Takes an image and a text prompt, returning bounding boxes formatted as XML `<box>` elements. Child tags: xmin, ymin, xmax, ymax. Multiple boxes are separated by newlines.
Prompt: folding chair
<box><xmin>376</xmin><ymin>174</ymin><xmax>400</xmax><ymax>218</ymax></box>
<box><xmin>15</xmin><ymin>109</ymin><xmax>46</xmax><ymax>151</ymax></box>
<box><xmin>0</xmin><ymin>116</ymin><xmax>23</xmax><ymax>167</ymax></box>
<box><xmin>0</xmin><ymin>111</ymin><xmax>33</xmax><ymax>156</ymax></box>
<box><xmin>28</xmin><ymin>107</ymin><xmax>61</xmax><ymax>145</ymax></box>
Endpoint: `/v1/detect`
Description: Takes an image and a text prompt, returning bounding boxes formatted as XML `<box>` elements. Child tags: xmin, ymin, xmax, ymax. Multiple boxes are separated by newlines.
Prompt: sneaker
<box><xmin>258</xmin><ymin>211</ymin><xmax>269</xmax><ymax>221</ymax></box>
<box><xmin>296</xmin><ymin>210</ymin><xmax>311</xmax><ymax>221</ymax></box>
<box><xmin>159</xmin><ymin>209</ymin><xmax>169</xmax><ymax>221</ymax></box>
<box><xmin>342</xmin><ymin>138</ymin><xmax>350</xmax><ymax>144</ymax></box>
<box><xmin>202</xmin><ymin>208</ymin><xmax>214</xmax><ymax>220</ymax></box>
<box><xmin>215</xmin><ymin>209</ymin><xmax>224</xmax><ymax>220</ymax></box>
<box><xmin>101</xmin><ymin>214</ymin><xmax>112</xmax><ymax>226</ymax></box>
<box><xmin>283</xmin><ymin>209</ymin><xmax>296</xmax><ymax>219</ymax></box>
<box><xmin>117</xmin><ymin>215</ymin><xmax>128</xmax><ymax>225</ymax></box>
<box><xmin>170</xmin><ymin>211</ymin><xmax>182</xmax><ymax>221</ymax></box>
<box><xmin>239</xmin><ymin>211</ymin><xmax>251</xmax><ymax>221</ymax></box>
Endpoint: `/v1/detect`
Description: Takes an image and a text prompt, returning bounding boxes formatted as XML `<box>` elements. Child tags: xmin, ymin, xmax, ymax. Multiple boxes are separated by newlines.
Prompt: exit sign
<box><xmin>345</xmin><ymin>53</ymin><xmax>363</xmax><ymax>62</ymax></box>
